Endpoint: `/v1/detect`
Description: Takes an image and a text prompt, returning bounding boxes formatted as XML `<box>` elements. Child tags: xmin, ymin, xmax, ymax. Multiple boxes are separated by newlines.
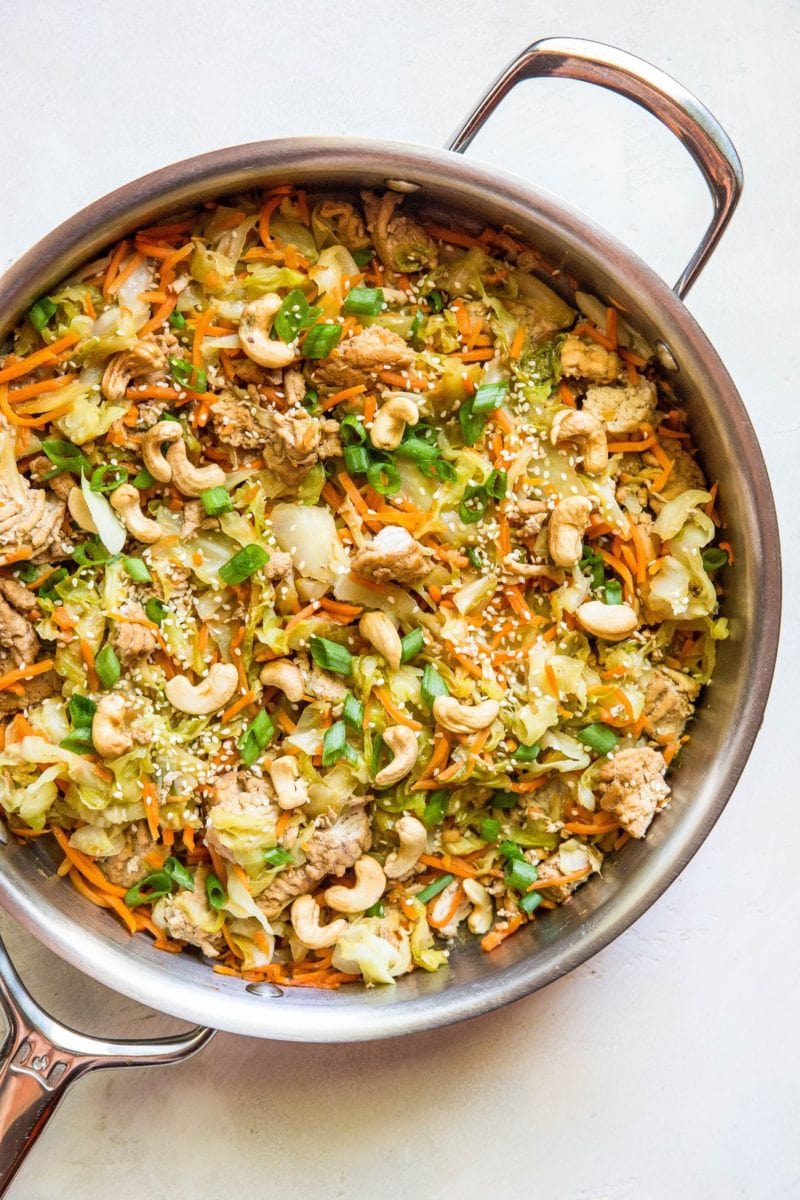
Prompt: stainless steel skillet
<box><xmin>0</xmin><ymin>38</ymin><xmax>780</xmax><ymax>1194</ymax></box>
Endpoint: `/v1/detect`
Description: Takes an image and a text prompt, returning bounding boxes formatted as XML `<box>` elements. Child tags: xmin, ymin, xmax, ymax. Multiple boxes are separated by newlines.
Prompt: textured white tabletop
<box><xmin>0</xmin><ymin>2</ymin><xmax>797</xmax><ymax>1197</ymax></box>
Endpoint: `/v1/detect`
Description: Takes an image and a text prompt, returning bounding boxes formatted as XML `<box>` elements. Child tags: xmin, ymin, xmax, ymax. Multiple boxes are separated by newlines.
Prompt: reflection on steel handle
<box><xmin>0</xmin><ymin>935</ymin><xmax>214</xmax><ymax>1197</ymax></box>
<box><xmin>446</xmin><ymin>36</ymin><xmax>743</xmax><ymax>298</ymax></box>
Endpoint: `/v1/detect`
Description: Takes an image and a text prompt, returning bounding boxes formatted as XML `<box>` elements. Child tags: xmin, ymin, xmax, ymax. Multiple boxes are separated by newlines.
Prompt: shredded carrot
<box><xmin>320</xmin><ymin>383</ymin><xmax>366</xmax><ymax>412</ymax></box>
<box><xmin>605</xmin><ymin>306</ymin><xmax>618</xmax><ymax>348</ymax></box>
<box><xmin>317</xmin><ymin>597</ymin><xmax>362</xmax><ymax>621</ymax></box>
<box><xmin>628</xmin><ymin>521</ymin><xmax>652</xmax><ymax>584</ymax></box>
<box><xmin>68</xmin><ymin>868</ymin><xmax>139</xmax><ymax>934</ymax></box>
<box><xmin>504</xmin><ymin>585</ymin><xmax>533</xmax><ymax>621</ymax></box>
<box><xmin>0</xmin><ymin>546</ymin><xmax>34</xmax><ymax>566</ymax></box>
<box><xmin>413</xmin><ymin>733</ymin><xmax>452</xmax><ymax>786</ymax></box>
<box><xmin>491</xmin><ymin>406</ymin><xmax>514</xmax><ymax>435</ymax></box>
<box><xmin>0</xmin><ymin>659</ymin><xmax>54</xmax><ymax>693</ymax></box>
<box><xmin>598</xmin><ymin>549</ymin><xmax>636</xmax><ymax>604</ymax></box>
<box><xmin>663</xmin><ymin>741</ymin><xmax>680</xmax><ymax>765</ymax></box>
<box><xmin>558</xmin><ymin>380</ymin><xmax>576</xmax><ymax>407</ymax></box>
<box><xmin>563</xmin><ymin>818</ymin><xmax>621</xmax><ymax>835</ymax></box>
<box><xmin>651</xmin><ymin>441</ymin><xmax>675</xmax><ymax>492</ymax></box>
<box><xmin>606</xmin><ymin>433</ymin><xmax>657</xmax><ymax>453</ymax></box>
<box><xmin>51</xmin><ymin>828</ymin><xmax>128</xmax><ymax>897</ymax></box>
<box><xmin>428</xmin><ymin>883</ymin><xmax>465</xmax><ymax>929</ymax></box>
<box><xmin>275</xmin><ymin>711</ymin><xmax>297</xmax><ymax>736</ymax></box>
<box><xmin>283</xmin><ymin>602</ymin><xmax>319</xmax><ymax>632</ymax></box>
<box><xmin>423</xmin><ymin>222</ymin><xmax>481</xmax><ymax>249</ymax></box>
<box><xmin>481</xmin><ymin>914</ymin><xmax>523</xmax><ymax>952</ymax></box>
<box><xmin>220</xmin><ymin>688</ymin><xmax>256</xmax><ymax>723</ymax></box>
<box><xmin>509</xmin><ymin>324</ymin><xmax>526</xmax><ymax>360</ymax></box>
<box><xmin>498</xmin><ymin>511</ymin><xmax>511</xmax><ymax>557</ymax></box>
<box><xmin>102</xmin><ymin>239</ymin><xmax>130</xmax><ymax>299</ymax></box>
<box><xmin>418</xmin><ymin>854</ymin><xmax>476</xmax><ymax>880</ymax></box>
<box><xmin>373</xmin><ymin>687</ymin><xmax>422</xmax><ymax>731</ymax></box>
<box><xmin>719</xmin><ymin>540</ymin><xmax>735</xmax><ymax>564</ymax></box>
<box><xmin>0</xmin><ymin>385</ymin><xmax>74</xmax><ymax>428</ymax></box>
<box><xmin>544</xmin><ymin>663</ymin><xmax>560</xmax><ymax>698</ymax></box>
<box><xmin>572</xmin><ymin>321</ymin><xmax>616</xmax><ymax>351</ymax></box>
<box><xmin>336</xmin><ymin>472</ymin><xmax>370</xmax><ymax>516</ymax></box>
<box><xmin>529</xmin><ymin>866</ymin><xmax>591</xmax><ymax>890</ymax></box>
<box><xmin>106</xmin><ymin>251</ymin><xmax>144</xmax><ymax>297</ymax></box>
<box><xmin>258</xmin><ymin>192</ymin><xmax>287</xmax><ymax>247</ymax></box>
<box><xmin>6</xmin><ymin>374</ymin><xmax>76</xmax><ymax>405</ymax></box>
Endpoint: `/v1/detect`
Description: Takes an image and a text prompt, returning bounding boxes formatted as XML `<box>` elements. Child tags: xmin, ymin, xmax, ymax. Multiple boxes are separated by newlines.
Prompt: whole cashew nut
<box><xmin>551</xmin><ymin>409</ymin><xmax>608</xmax><ymax>474</ymax></box>
<box><xmin>165</xmin><ymin>662</ymin><xmax>239</xmax><ymax>714</ymax></box>
<box><xmin>142</xmin><ymin>421</ymin><xmax>183</xmax><ymax>483</ymax></box>
<box><xmin>259</xmin><ymin>658</ymin><xmax>305</xmax><ymax>703</ymax></box>
<box><xmin>110</xmin><ymin>484</ymin><xmax>164</xmax><ymax>544</ymax></box>
<box><xmin>324</xmin><ymin>855</ymin><xmax>386</xmax><ymax>914</ymax></box>
<box><xmin>359</xmin><ymin>610</ymin><xmax>402</xmax><ymax>671</ymax></box>
<box><xmin>432</xmin><ymin>695</ymin><xmax>500</xmax><ymax>734</ymax></box>
<box><xmin>576</xmin><ymin>599</ymin><xmax>638</xmax><ymax>641</ymax></box>
<box><xmin>239</xmin><ymin>294</ymin><xmax>297</xmax><ymax>368</ymax></box>
<box><xmin>67</xmin><ymin>487</ymin><xmax>97</xmax><ymax>534</ymax></box>
<box><xmin>548</xmin><ymin>495</ymin><xmax>593</xmax><ymax>567</ymax></box>
<box><xmin>463</xmin><ymin>877</ymin><xmax>493</xmax><ymax>934</ymax></box>
<box><xmin>290</xmin><ymin>894</ymin><xmax>347</xmax><ymax>949</ymax></box>
<box><xmin>91</xmin><ymin>693</ymin><xmax>133</xmax><ymax>759</ymax></box>
<box><xmin>369</xmin><ymin>395</ymin><xmax>419</xmax><ymax>451</ymax></box>
<box><xmin>165</xmin><ymin>441</ymin><xmax>226</xmax><ymax>497</ymax></box>
<box><xmin>375</xmin><ymin>726</ymin><xmax>419</xmax><ymax>787</ymax></box>
<box><xmin>384</xmin><ymin>814</ymin><xmax>427</xmax><ymax>879</ymax></box>
<box><xmin>268</xmin><ymin>755</ymin><xmax>309</xmax><ymax>810</ymax></box>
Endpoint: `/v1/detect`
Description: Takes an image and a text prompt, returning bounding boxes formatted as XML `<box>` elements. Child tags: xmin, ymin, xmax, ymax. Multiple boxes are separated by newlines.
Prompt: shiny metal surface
<box><xmin>447</xmin><ymin>37</ymin><xmax>743</xmax><ymax>299</ymax></box>
<box><xmin>0</xmin><ymin>934</ymin><xmax>212</xmax><ymax>1196</ymax></box>
<box><xmin>0</xmin><ymin>43</ymin><xmax>780</xmax><ymax>1054</ymax></box>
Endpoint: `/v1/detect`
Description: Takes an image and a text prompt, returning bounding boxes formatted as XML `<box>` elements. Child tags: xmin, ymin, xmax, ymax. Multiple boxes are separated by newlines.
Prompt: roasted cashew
<box><xmin>551</xmin><ymin>409</ymin><xmax>608</xmax><ymax>474</ymax></box>
<box><xmin>259</xmin><ymin>658</ymin><xmax>305</xmax><ymax>703</ymax></box>
<box><xmin>67</xmin><ymin>487</ymin><xmax>97</xmax><ymax>533</ymax></box>
<box><xmin>359</xmin><ymin>610</ymin><xmax>402</xmax><ymax>670</ymax></box>
<box><xmin>384</xmin><ymin>814</ymin><xmax>427</xmax><ymax>879</ymax></box>
<box><xmin>268</xmin><ymin>755</ymin><xmax>309</xmax><ymax>810</ymax></box>
<box><xmin>576</xmin><ymin>599</ymin><xmax>638</xmax><ymax>641</ymax></box>
<box><xmin>165</xmin><ymin>440</ymin><xmax>226</xmax><ymax>497</ymax></box>
<box><xmin>375</xmin><ymin>726</ymin><xmax>419</xmax><ymax>787</ymax></box>
<box><xmin>369</xmin><ymin>395</ymin><xmax>419</xmax><ymax>451</ymax></box>
<box><xmin>548</xmin><ymin>495</ymin><xmax>593</xmax><ymax>567</ymax></box>
<box><xmin>142</xmin><ymin>421</ymin><xmax>183</xmax><ymax>482</ymax></box>
<box><xmin>164</xmin><ymin>662</ymin><xmax>239</xmax><ymax>714</ymax></box>
<box><xmin>324</xmin><ymin>855</ymin><xmax>386</xmax><ymax>913</ymax></box>
<box><xmin>239</xmin><ymin>294</ymin><xmax>297</xmax><ymax>368</ymax></box>
<box><xmin>110</xmin><ymin>484</ymin><xmax>164</xmax><ymax>544</ymax></box>
<box><xmin>432</xmin><ymin>695</ymin><xmax>500</xmax><ymax>734</ymax></box>
<box><xmin>91</xmin><ymin>693</ymin><xmax>133</xmax><ymax>759</ymax></box>
<box><xmin>290</xmin><ymin>895</ymin><xmax>347</xmax><ymax>949</ymax></box>
<box><xmin>463</xmin><ymin>878</ymin><xmax>493</xmax><ymax>934</ymax></box>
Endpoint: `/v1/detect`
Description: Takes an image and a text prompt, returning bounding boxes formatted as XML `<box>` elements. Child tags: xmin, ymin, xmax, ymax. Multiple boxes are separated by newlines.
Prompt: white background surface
<box><xmin>0</xmin><ymin>2</ymin><xmax>798</xmax><ymax>1197</ymax></box>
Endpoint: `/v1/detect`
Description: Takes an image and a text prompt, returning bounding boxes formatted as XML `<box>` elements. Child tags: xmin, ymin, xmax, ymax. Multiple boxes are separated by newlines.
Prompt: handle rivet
<box><xmin>384</xmin><ymin>179</ymin><xmax>420</xmax><ymax>193</ymax></box>
<box><xmin>655</xmin><ymin>340</ymin><xmax>679</xmax><ymax>372</ymax></box>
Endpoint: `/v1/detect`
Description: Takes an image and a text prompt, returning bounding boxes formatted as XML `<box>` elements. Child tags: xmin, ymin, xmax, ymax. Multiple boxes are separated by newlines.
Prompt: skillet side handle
<box><xmin>0</xmin><ymin>934</ymin><xmax>214</xmax><ymax>1198</ymax></box>
<box><xmin>446</xmin><ymin>36</ymin><xmax>743</xmax><ymax>299</ymax></box>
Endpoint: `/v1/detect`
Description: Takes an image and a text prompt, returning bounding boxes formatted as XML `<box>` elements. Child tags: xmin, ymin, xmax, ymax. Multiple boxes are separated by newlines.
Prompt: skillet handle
<box><xmin>0</xmin><ymin>934</ymin><xmax>214</xmax><ymax>1198</ymax></box>
<box><xmin>446</xmin><ymin>36</ymin><xmax>743</xmax><ymax>299</ymax></box>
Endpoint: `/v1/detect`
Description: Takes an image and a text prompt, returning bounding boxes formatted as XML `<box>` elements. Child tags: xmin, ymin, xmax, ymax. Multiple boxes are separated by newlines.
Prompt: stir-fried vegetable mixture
<box><xmin>0</xmin><ymin>187</ymin><xmax>731</xmax><ymax>987</ymax></box>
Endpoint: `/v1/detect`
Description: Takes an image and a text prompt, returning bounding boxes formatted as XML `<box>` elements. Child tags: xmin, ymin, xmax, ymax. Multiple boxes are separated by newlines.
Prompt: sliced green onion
<box><xmin>369</xmin><ymin>732</ymin><xmax>385</xmax><ymax>779</ymax></box>
<box><xmin>340</xmin><ymin>414</ymin><xmax>368</xmax><ymax>445</ymax></box>
<box><xmin>505</xmin><ymin>857</ymin><xmax>539</xmax><ymax>891</ymax></box>
<box><xmin>512</xmin><ymin>743</ymin><xmax>540</xmax><ymax>763</ymax></box>
<box><xmin>518</xmin><ymin>890</ymin><xmax>543</xmax><ymax>915</ymax></box>
<box><xmin>238</xmin><ymin>710</ymin><xmax>274</xmax><ymax>767</ymax></box>
<box><xmin>219</xmin><ymin>544</ymin><xmax>269</xmax><ymax>586</ymax></box>
<box><xmin>95</xmin><ymin>644</ymin><xmax>121</xmax><ymax>689</ymax></box>
<box><xmin>421</xmin><ymin>664</ymin><xmax>449</xmax><ymax>708</ymax></box>
<box><xmin>491</xmin><ymin>791</ymin><xmax>518</xmax><ymax>810</ymax></box>
<box><xmin>431</xmin><ymin>457</ymin><xmax>457</xmax><ymax>482</ymax></box>
<box><xmin>72</xmin><ymin>538</ymin><xmax>111</xmax><ymax>569</ymax></box>
<box><xmin>342</xmin><ymin>692</ymin><xmax>364</xmax><ymax>728</ymax></box>
<box><xmin>409</xmin><ymin>309</ymin><xmax>424</xmax><ymax>340</ymax></box>
<box><xmin>322</xmin><ymin>719</ymin><xmax>348</xmax><ymax>766</ymax></box>
<box><xmin>577</xmin><ymin>723</ymin><xmax>619</xmax><ymax>755</ymax></box>
<box><xmin>365</xmin><ymin>900</ymin><xmax>385</xmax><ymax>917</ymax></box>
<box><xmin>480</xmin><ymin>817</ymin><xmax>500</xmax><ymax>842</ymax></box>
<box><xmin>41</xmin><ymin>439</ymin><xmax>90</xmax><ymax>476</ymax></box>
<box><xmin>68</xmin><ymin>693</ymin><xmax>97</xmax><ymax>727</ymax></box>
<box><xmin>466</xmin><ymin>547</ymin><xmax>482</xmax><ymax>569</ymax></box>
<box><xmin>38</xmin><ymin>568</ymin><xmax>68</xmax><ymax>603</ymax></box>
<box><xmin>400</xmin><ymin>627</ymin><xmax>424</xmax><ymax>663</ymax></box>
<box><xmin>604</xmin><ymin>579</ymin><xmax>623</xmax><ymax>605</ymax></box>
<box><xmin>366</xmin><ymin>460</ymin><xmax>401</xmax><ymax>496</ymax></box>
<box><xmin>342</xmin><ymin>286</ymin><xmax>384</xmax><ymax>316</ymax></box>
<box><xmin>145</xmin><ymin>598</ymin><xmax>167</xmax><ymax>625</ymax></box>
<box><xmin>416</xmin><ymin>873</ymin><xmax>454</xmax><ymax>904</ymax></box>
<box><xmin>273</xmin><ymin>289</ymin><xmax>310</xmax><ymax>341</ymax></box>
<box><xmin>168</xmin><ymin>310</ymin><xmax>187</xmax><ymax>330</ymax></box>
<box><xmin>163</xmin><ymin>857</ymin><xmax>194</xmax><ymax>890</ymax></box>
<box><xmin>132</xmin><ymin>468</ymin><xmax>156</xmax><ymax>489</ymax></box>
<box><xmin>89</xmin><ymin>464</ymin><xmax>129</xmax><ymax>494</ymax></box>
<box><xmin>123</xmin><ymin>556</ymin><xmax>152</xmax><ymax>583</ymax></box>
<box><xmin>422</xmin><ymin>790</ymin><xmax>449</xmax><ymax>828</ymax></box>
<box><xmin>302</xmin><ymin>388</ymin><xmax>320</xmax><ymax>413</ymax></box>
<box><xmin>498</xmin><ymin>840</ymin><xmax>524</xmax><ymax>861</ymax></box>
<box><xmin>458</xmin><ymin>397</ymin><xmax>487</xmax><ymax>447</ymax></box>
<box><xmin>28</xmin><ymin>297</ymin><xmax>57</xmax><ymax>332</ymax></box>
<box><xmin>702</xmin><ymin>547</ymin><xmax>729</xmax><ymax>572</ymax></box>
<box><xmin>169</xmin><ymin>357</ymin><xmax>207</xmax><ymax>393</ymax></box>
<box><xmin>125</xmin><ymin>870</ymin><xmax>174</xmax><ymax>908</ymax></box>
<box><xmin>472</xmin><ymin>381</ymin><xmax>508</xmax><ymax>414</ymax></box>
<box><xmin>459</xmin><ymin>484</ymin><xmax>488</xmax><ymax>525</ymax></box>
<box><xmin>264</xmin><ymin>847</ymin><xmax>293</xmax><ymax>868</ymax></box>
<box><xmin>484</xmin><ymin>469</ymin><xmax>507</xmax><ymax>499</ymax></box>
<box><xmin>309</xmin><ymin>635</ymin><xmax>352</xmax><ymax>675</ymax></box>
<box><xmin>580</xmin><ymin>546</ymin><xmax>605</xmax><ymax>590</ymax></box>
<box><xmin>205</xmin><ymin>872</ymin><xmax>227</xmax><ymax>910</ymax></box>
<box><xmin>426</xmin><ymin>290</ymin><xmax>444</xmax><ymax>313</ymax></box>
<box><xmin>352</xmin><ymin>248</ymin><xmax>374</xmax><ymax>268</ymax></box>
<box><xmin>396</xmin><ymin>437</ymin><xmax>440</xmax><ymax>467</ymax></box>
<box><xmin>344</xmin><ymin>445</ymin><xmax>370</xmax><ymax>475</ymax></box>
<box><xmin>60</xmin><ymin>731</ymin><xmax>95</xmax><ymax>754</ymax></box>
<box><xmin>200</xmin><ymin>486</ymin><xmax>233</xmax><ymax>516</ymax></box>
<box><xmin>302</xmin><ymin>323</ymin><xmax>342</xmax><ymax>359</ymax></box>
